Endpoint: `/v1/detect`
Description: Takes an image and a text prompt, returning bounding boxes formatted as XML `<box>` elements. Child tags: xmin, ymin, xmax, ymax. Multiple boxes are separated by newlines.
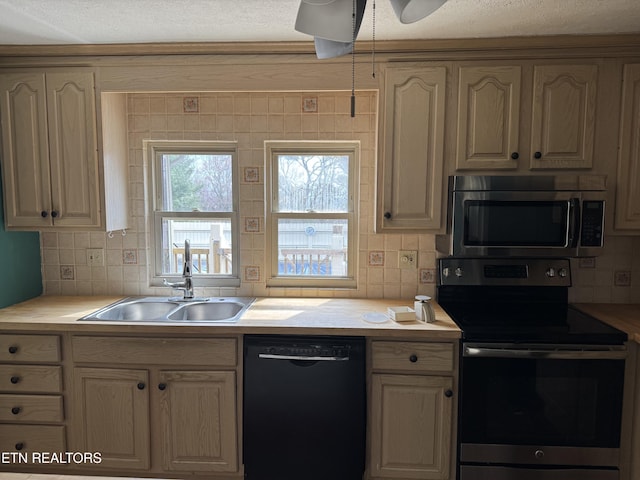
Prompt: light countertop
<box><xmin>574</xmin><ymin>303</ymin><xmax>640</xmax><ymax>343</ymax></box>
<box><xmin>0</xmin><ymin>295</ymin><xmax>460</xmax><ymax>339</ymax></box>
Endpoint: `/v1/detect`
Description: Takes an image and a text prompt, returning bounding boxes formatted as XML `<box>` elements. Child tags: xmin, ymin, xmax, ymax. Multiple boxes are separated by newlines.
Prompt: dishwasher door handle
<box><xmin>258</xmin><ymin>353</ymin><xmax>349</xmax><ymax>361</ymax></box>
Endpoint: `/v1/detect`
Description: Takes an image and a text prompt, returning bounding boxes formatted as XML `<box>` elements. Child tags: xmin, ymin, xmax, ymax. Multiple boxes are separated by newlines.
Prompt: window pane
<box><xmin>161</xmin><ymin>154</ymin><xmax>232</xmax><ymax>212</ymax></box>
<box><xmin>277</xmin><ymin>219</ymin><xmax>348</xmax><ymax>277</ymax></box>
<box><xmin>276</xmin><ymin>154</ymin><xmax>349</xmax><ymax>212</ymax></box>
<box><xmin>161</xmin><ymin>218</ymin><xmax>232</xmax><ymax>275</ymax></box>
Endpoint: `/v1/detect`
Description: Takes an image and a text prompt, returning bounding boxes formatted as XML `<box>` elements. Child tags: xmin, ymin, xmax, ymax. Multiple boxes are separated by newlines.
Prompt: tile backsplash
<box><xmin>39</xmin><ymin>91</ymin><xmax>639</xmax><ymax>303</ymax></box>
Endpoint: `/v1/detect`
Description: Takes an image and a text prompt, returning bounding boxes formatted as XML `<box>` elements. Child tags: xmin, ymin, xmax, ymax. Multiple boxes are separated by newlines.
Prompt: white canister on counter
<box><xmin>414</xmin><ymin>295</ymin><xmax>436</xmax><ymax>323</ymax></box>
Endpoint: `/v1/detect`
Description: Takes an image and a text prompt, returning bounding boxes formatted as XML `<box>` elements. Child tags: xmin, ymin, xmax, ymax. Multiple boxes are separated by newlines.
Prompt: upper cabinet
<box><xmin>376</xmin><ymin>64</ymin><xmax>447</xmax><ymax>232</ymax></box>
<box><xmin>456</xmin><ymin>63</ymin><xmax>598</xmax><ymax>171</ymax></box>
<box><xmin>456</xmin><ymin>65</ymin><xmax>522</xmax><ymax>170</ymax></box>
<box><xmin>615</xmin><ymin>63</ymin><xmax>640</xmax><ymax>231</ymax></box>
<box><xmin>530</xmin><ymin>64</ymin><xmax>598</xmax><ymax>169</ymax></box>
<box><xmin>0</xmin><ymin>70</ymin><xmax>128</xmax><ymax>231</ymax></box>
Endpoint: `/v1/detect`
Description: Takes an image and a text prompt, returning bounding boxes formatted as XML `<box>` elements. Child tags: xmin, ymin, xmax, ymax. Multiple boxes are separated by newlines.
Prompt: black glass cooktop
<box><xmin>440</xmin><ymin>301</ymin><xmax>627</xmax><ymax>345</ymax></box>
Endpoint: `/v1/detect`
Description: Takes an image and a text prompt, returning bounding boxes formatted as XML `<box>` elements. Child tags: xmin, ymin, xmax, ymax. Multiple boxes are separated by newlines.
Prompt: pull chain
<box><xmin>350</xmin><ymin>0</ymin><xmax>356</xmax><ymax>118</ymax></box>
<box><xmin>371</xmin><ymin>0</ymin><xmax>376</xmax><ymax>79</ymax></box>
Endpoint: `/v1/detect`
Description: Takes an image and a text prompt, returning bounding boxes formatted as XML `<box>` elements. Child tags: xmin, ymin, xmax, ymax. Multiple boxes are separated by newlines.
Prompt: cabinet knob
<box><xmin>10</xmin><ymin>376</ymin><xmax>20</xmax><ymax>384</ymax></box>
<box><xmin>15</xmin><ymin>442</ymin><xmax>24</xmax><ymax>451</ymax></box>
<box><xmin>444</xmin><ymin>389</ymin><xmax>454</xmax><ymax>398</ymax></box>
<box><xmin>137</xmin><ymin>382</ymin><xmax>146</xmax><ymax>390</ymax></box>
<box><xmin>534</xmin><ymin>151</ymin><xmax>542</xmax><ymax>159</ymax></box>
<box><xmin>11</xmin><ymin>407</ymin><xmax>21</xmax><ymax>415</ymax></box>
<box><xmin>384</xmin><ymin>212</ymin><xmax>391</xmax><ymax>219</ymax></box>
<box><xmin>511</xmin><ymin>152</ymin><xmax>519</xmax><ymax>160</ymax></box>
<box><xmin>8</xmin><ymin>346</ymin><xmax>18</xmax><ymax>354</ymax></box>
<box><xmin>158</xmin><ymin>383</ymin><xmax>167</xmax><ymax>391</ymax></box>
<box><xmin>409</xmin><ymin>354</ymin><xmax>418</xmax><ymax>363</ymax></box>
<box><xmin>51</xmin><ymin>210</ymin><xmax>59</xmax><ymax>218</ymax></box>
<box><xmin>41</xmin><ymin>211</ymin><xmax>48</xmax><ymax>218</ymax></box>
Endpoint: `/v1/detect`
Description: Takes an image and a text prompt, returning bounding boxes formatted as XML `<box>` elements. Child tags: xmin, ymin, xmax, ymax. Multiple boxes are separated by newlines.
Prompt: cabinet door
<box><xmin>370</xmin><ymin>374</ymin><xmax>453</xmax><ymax>479</ymax></box>
<box><xmin>73</xmin><ymin>367</ymin><xmax>150</xmax><ymax>470</ymax></box>
<box><xmin>530</xmin><ymin>64</ymin><xmax>598</xmax><ymax>169</ymax></box>
<box><xmin>0</xmin><ymin>72</ymin><xmax>53</xmax><ymax>227</ymax></box>
<box><xmin>456</xmin><ymin>65</ymin><xmax>521</xmax><ymax>169</ymax></box>
<box><xmin>615</xmin><ymin>64</ymin><xmax>640</xmax><ymax>230</ymax></box>
<box><xmin>377</xmin><ymin>65</ymin><xmax>446</xmax><ymax>232</ymax></box>
<box><xmin>159</xmin><ymin>370</ymin><xmax>238</xmax><ymax>472</ymax></box>
<box><xmin>46</xmin><ymin>71</ymin><xmax>100</xmax><ymax>227</ymax></box>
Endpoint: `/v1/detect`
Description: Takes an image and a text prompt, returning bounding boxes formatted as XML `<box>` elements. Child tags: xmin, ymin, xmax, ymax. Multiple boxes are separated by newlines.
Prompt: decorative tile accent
<box><xmin>183</xmin><ymin>96</ymin><xmax>199</xmax><ymax>113</ymax></box>
<box><xmin>244</xmin><ymin>217</ymin><xmax>260</xmax><ymax>233</ymax></box>
<box><xmin>60</xmin><ymin>265</ymin><xmax>75</xmax><ymax>280</ymax></box>
<box><xmin>243</xmin><ymin>167</ymin><xmax>259</xmax><ymax>183</ymax></box>
<box><xmin>244</xmin><ymin>266</ymin><xmax>261</xmax><ymax>282</ymax></box>
<box><xmin>614</xmin><ymin>270</ymin><xmax>631</xmax><ymax>287</ymax></box>
<box><xmin>303</xmin><ymin>96</ymin><xmax>318</xmax><ymax>113</ymax></box>
<box><xmin>123</xmin><ymin>249</ymin><xmax>138</xmax><ymax>265</ymax></box>
<box><xmin>579</xmin><ymin>257</ymin><xmax>596</xmax><ymax>269</ymax></box>
<box><xmin>368</xmin><ymin>251</ymin><xmax>385</xmax><ymax>266</ymax></box>
<box><xmin>419</xmin><ymin>268</ymin><xmax>437</xmax><ymax>284</ymax></box>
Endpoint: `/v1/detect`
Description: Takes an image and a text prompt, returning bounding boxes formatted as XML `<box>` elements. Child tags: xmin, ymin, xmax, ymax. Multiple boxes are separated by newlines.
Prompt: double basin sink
<box><xmin>81</xmin><ymin>296</ymin><xmax>255</xmax><ymax>323</ymax></box>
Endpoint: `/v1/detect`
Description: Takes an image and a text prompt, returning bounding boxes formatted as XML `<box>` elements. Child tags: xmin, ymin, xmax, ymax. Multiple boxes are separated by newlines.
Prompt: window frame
<box><xmin>265</xmin><ymin>140</ymin><xmax>359</xmax><ymax>289</ymax></box>
<box><xmin>145</xmin><ymin>140</ymin><xmax>240</xmax><ymax>288</ymax></box>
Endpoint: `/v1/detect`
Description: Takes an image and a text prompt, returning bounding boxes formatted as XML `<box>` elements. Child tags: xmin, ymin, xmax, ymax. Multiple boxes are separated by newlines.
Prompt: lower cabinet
<box><xmin>369</xmin><ymin>341</ymin><xmax>456</xmax><ymax>480</ymax></box>
<box><xmin>70</xmin><ymin>335</ymin><xmax>240</xmax><ymax>476</ymax></box>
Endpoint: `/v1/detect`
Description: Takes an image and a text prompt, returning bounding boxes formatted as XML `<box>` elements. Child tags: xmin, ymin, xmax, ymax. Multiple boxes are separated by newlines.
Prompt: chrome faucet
<box><xmin>164</xmin><ymin>239</ymin><xmax>195</xmax><ymax>300</ymax></box>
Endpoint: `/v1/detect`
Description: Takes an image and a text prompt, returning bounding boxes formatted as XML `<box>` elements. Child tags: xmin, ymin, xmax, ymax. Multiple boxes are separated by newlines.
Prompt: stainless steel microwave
<box><xmin>436</xmin><ymin>175</ymin><xmax>606</xmax><ymax>258</ymax></box>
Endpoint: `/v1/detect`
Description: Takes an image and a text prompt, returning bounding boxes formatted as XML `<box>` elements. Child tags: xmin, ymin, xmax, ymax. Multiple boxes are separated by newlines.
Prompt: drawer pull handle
<box><xmin>444</xmin><ymin>389</ymin><xmax>454</xmax><ymax>398</ymax></box>
<box><xmin>158</xmin><ymin>383</ymin><xmax>167</xmax><ymax>391</ymax></box>
<box><xmin>8</xmin><ymin>346</ymin><xmax>18</xmax><ymax>354</ymax></box>
<box><xmin>15</xmin><ymin>442</ymin><xmax>24</xmax><ymax>451</ymax></box>
<box><xmin>10</xmin><ymin>376</ymin><xmax>20</xmax><ymax>384</ymax></box>
<box><xmin>11</xmin><ymin>407</ymin><xmax>21</xmax><ymax>415</ymax></box>
<box><xmin>137</xmin><ymin>382</ymin><xmax>146</xmax><ymax>390</ymax></box>
<box><xmin>409</xmin><ymin>354</ymin><xmax>418</xmax><ymax>363</ymax></box>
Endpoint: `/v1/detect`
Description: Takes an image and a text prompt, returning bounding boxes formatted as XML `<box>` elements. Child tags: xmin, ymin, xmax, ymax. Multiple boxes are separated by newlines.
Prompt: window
<box><xmin>145</xmin><ymin>140</ymin><xmax>239</xmax><ymax>287</ymax></box>
<box><xmin>265</xmin><ymin>141</ymin><xmax>359</xmax><ymax>288</ymax></box>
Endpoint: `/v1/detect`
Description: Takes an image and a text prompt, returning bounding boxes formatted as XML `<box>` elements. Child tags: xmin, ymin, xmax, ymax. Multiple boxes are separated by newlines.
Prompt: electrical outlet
<box><xmin>398</xmin><ymin>250</ymin><xmax>417</xmax><ymax>269</ymax></box>
<box><xmin>87</xmin><ymin>248</ymin><xmax>104</xmax><ymax>266</ymax></box>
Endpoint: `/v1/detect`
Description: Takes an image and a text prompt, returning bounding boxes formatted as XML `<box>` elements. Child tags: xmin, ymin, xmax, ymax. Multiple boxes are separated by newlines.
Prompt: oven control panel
<box><xmin>438</xmin><ymin>257</ymin><xmax>572</xmax><ymax>286</ymax></box>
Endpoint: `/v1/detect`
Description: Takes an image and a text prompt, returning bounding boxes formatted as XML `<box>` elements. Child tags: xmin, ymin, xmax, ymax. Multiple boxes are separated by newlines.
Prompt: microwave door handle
<box><xmin>567</xmin><ymin>198</ymin><xmax>581</xmax><ymax>247</ymax></box>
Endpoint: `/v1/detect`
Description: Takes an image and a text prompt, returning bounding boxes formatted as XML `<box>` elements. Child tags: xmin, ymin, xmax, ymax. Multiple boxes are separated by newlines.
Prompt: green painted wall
<box><xmin>0</xmin><ymin>178</ymin><xmax>42</xmax><ymax>308</ymax></box>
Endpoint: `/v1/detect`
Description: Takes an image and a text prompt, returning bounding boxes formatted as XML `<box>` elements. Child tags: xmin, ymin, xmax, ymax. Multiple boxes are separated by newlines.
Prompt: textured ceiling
<box><xmin>0</xmin><ymin>0</ymin><xmax>639</xmax><ymax>45</ymax></box>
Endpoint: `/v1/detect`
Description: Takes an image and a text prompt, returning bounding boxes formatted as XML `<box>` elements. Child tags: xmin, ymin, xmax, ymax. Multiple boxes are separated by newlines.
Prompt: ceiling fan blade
<box><xmin>390</xmin><ymin>0</ymin><xmax>447</xmax><ymax>24</ymax></box>
<box><xmin>296</xmin><ymin>0</ymin><xmax>367</xmax><ymax>43</ymax></box>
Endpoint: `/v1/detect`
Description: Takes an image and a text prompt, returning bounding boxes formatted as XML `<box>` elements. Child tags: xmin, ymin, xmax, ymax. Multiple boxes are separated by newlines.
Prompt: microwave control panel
<box><xmin>580</xmin><ymin>200</ymin><xmax>604</xmax><ymax>247</ymax></box>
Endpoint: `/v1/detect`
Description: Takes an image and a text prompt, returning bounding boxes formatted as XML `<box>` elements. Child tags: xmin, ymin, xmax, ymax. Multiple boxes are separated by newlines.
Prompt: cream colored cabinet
<box><xmin>0</xmin><ymin>70</ymin><xmax>99</xmax><ymax>228</ymax></box>
<box><xmin>376</xmin><ymin>64</ymin><xmax>447</xmax><ymax>232</ymax></box>
<box><xmin>73</xmin><ymin>367</ymin><xmax>151</xmax><ymax>470</ymax></box>
<box><xmin>615</xmin><ymin>63</ymin><xmax>640</xmax><ymax>231</ymax></box>
<box><xmin>456</xmin><ymin>65</ymin><xmax>522</xmax><ymax>170</ymax></box>
<box><xmin>0</xmin><ymin>70</ymin><xmax>128</xmax><ymax>231</ymax></box>
<box><xmin>0</xmin><ymin>334</ymin><xmax>65</xmax><ymax>458</ymax></box>
<box><xmin>159</xmin><ymin>370</ymin><xmax>238</xmax><ymax>472</ymax></box>
<box><xmin>71</xmin><ymin>335</ymin><xmax>239</xmax><ymax>475</ymax></box>
<box><xmin>456</xmin><ymin>63</ymin><xmax>598</xmax><ymax>170</ymax></box>
<box><xmin>369</xmin><ymin>341</ymin><xmax>455</xmax><ymax>480</ymax></box>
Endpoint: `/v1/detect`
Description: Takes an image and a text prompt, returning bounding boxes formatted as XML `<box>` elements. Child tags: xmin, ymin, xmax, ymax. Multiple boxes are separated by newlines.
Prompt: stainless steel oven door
<box><xmin>460</xmin><ymin>465</ymin><xmax>618</xmax><ymax>480</ymax></box>
<box><xmin>459</xmin><ymin>343</ymin><xmax>626</xmax><ymax>468</ymax></box>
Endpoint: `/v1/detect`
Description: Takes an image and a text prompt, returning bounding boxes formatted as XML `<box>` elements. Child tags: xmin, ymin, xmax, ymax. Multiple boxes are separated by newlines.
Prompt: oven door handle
<box><xmin>463</xmin><ymin>345</ymin><xmax>627</xmax><ymax>360</ymax></box>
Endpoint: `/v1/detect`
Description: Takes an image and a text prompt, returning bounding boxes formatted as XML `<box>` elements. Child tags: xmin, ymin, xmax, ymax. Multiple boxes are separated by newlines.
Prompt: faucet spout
<box><xmin>163</xmin><ymin>239</ymin><xmax>195</xmax><ymax>300</ymax></box>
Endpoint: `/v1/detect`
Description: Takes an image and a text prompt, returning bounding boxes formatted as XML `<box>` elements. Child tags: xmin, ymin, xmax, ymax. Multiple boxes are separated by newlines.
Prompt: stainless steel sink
<box><xmin>80</xmin><ymin>297</ymin><xmax>255</xmax><ymax>323</ymax></box>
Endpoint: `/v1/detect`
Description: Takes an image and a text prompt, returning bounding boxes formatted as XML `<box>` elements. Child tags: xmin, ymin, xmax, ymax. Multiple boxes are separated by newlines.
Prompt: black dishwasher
<box><xmin>243</xmin><ymin>335</ymin><xmax>366</xmax><ymax>480</ymax></box>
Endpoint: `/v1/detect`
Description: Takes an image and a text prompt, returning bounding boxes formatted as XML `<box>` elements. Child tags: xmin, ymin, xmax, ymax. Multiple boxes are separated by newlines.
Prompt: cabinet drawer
<box><xmin>0</xmin><ymin>365</ymin><xmax>62</xmax><ymax>393</ymax></box>
<box><xmin>0</xmin><ymin>424</ymin><xmax>65</xmax><ymax>453</ymax></box>
<box><xmin>72</xmin><ymin>336</ymin><xmax>237</xmax><ymax>366</ymax></box>
<box><xmin>371</xmin><ymin>341</ymin><xmax>454</xmax><ymax>373</ymax></box>
<box><xmin>0</xmin><ymin>334</ymin><xmax>60</xmax><ymax>362</ymax></box>
<box><xmin>0</xmin><ymin>394</ymin><xmax>63</xmax><ymax>422</ymax></box>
